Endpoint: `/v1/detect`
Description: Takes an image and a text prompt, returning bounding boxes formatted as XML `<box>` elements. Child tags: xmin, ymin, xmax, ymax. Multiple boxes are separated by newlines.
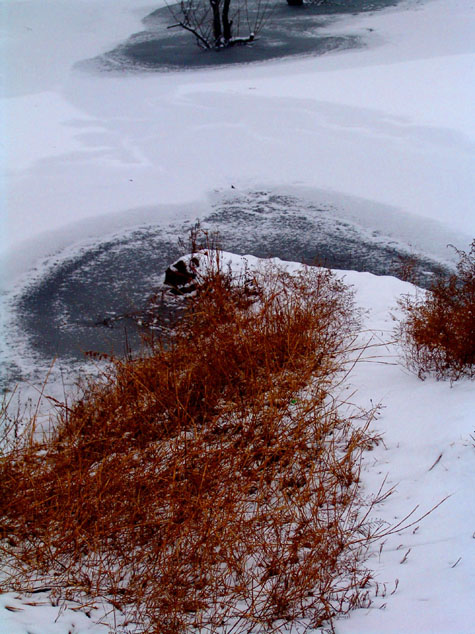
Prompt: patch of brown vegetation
<box><xmin>398</xmin><ymin>240</ymin><xmax>475</xmax><ymax>381</ymax></box>
<box><xmin>1</xmin><ymin>253</ymin><xmax>390</xmax><ymax>632</ymax></box>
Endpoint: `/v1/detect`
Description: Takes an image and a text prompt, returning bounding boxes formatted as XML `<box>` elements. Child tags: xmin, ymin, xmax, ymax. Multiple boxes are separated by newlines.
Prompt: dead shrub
<box><xmin>1</xmin><ymin>253</ymin><xmax>388</xmax><ymax>632</ymax></box>
<box><xmin>397</xmin><ymin>240</ymin><xmax>475</xmax><ymax>381</ymax></box>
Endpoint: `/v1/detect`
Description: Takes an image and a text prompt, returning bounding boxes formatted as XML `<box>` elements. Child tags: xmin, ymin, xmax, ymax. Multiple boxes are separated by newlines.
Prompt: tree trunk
<box><xmin>222</xmin><ymin>0</ymin><xmax>232</xmax><ymax>43</ymax></box>
<box><xmin>210</xmin><ymin>0</ymin><xmax>222</xmax><ymax>45</ymax></box>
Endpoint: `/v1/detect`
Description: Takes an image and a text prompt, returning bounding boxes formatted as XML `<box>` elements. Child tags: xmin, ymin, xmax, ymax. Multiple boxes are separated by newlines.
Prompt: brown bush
<box><xmin>398</xmin><ymin>240</ymin><xmax>475</xmax><ymax>381</ymax></box>
<box><xmin>1</xmin><ymin>254</ymin><xmax>388</xmax><ymax>633</ymax></box>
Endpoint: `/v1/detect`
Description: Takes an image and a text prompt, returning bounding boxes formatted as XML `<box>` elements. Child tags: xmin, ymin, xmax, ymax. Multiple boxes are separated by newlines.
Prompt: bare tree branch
<box><xmin>166</xmin><ymin>0</ymin><xmax>274</xmax><ymax>49</ymax></box>
<box><xmin>167</xmin><ymin>22</ymin><xmax>212</xmax><ymax>49</ymax></box>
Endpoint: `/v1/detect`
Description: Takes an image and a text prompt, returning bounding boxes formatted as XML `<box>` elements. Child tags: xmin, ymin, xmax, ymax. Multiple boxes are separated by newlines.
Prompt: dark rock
<box><xmin>164</xmin><ymin>257</ymin><xmax>201</xmax><ymax>295</ymax></box>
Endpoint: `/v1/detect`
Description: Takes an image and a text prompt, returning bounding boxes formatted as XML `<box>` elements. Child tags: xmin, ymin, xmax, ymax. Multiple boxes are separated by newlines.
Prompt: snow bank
<box><xmin>1</xmin><ymin>254</ymin><xmax>474</xmax><ymax>633</ymax></box>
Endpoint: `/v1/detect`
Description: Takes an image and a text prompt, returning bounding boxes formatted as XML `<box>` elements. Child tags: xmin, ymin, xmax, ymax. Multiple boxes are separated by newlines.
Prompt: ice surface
<box><xmin>1</xmin><ymin>0</ymin><xmax>474</xmax><ymax>631</ymax></box>
<box><xmin>2</xmin><ymin>0</ymin><xmax>474</xmax><ymax>263</ymax></box>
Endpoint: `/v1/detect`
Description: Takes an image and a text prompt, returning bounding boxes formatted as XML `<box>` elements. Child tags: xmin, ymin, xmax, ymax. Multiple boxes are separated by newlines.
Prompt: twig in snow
<box><xmin>400</xmin><ymin>548</ymin><xmax>411</xmax><ymax>564</ymax></box>
<box><xmin>428</xmin><ymin>452</ymin><xmax>443</xmax><ymax>471</ymax></box>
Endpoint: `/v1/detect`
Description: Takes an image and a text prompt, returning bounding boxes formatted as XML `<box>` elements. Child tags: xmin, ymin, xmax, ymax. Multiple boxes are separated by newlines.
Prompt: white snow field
<box><xmin>1</xmin><ymin>0</ymin><xmax>474</xmax><ymax>632</ymax></box>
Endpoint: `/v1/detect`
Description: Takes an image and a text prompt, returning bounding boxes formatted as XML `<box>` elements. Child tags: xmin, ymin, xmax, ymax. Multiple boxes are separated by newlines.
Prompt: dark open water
<box><xmin>8</xmin><ymin>189</ymin><xmax>453</xmax><ymax>385</ymax></box>
<box><xmin>79</xmin><ymin>0</ymin><xmax>400</xmax><ymax>72</ymax></box>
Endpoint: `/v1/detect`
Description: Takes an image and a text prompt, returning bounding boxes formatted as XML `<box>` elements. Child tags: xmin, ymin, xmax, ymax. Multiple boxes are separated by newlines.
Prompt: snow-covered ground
<box><xmin>1</xmin><ymin>0</ymin><xmax>474</xmax><ymax>632</ymax></box>
<box><xmin>1</xmin><ymin>258</ymin><xmax>474</xmax><ymax>634</ymax></box>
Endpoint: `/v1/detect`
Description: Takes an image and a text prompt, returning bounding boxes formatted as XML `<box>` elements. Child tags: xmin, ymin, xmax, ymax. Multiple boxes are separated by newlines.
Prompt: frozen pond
<box><xmin>82</xmin><ymin>0</ymin><xmax>400</xmax><ymax>71</ymax></box>
<box><xmin>2</xmin><ymin>0</ymin><xmax>472</xmax><ymax>393</ymax></box>
<box><xmin>3</xmin><ymin>186</ymin><xmax>464</xmax><ymax>391</ymax></box>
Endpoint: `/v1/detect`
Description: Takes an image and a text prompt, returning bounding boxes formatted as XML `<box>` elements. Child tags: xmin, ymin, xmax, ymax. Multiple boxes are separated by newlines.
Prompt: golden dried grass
<box><xmin>398</xmin><ymin>240</ymin><xmax>475</xmax><ymax>381</ymax></box>
<box><xmin>1</xmin><ymin>251</ymin><xmax>393</xmax><ymax>632</ymax></box>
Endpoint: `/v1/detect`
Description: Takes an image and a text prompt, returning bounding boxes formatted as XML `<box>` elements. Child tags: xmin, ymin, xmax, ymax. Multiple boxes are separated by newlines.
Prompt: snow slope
<box><xmin>0</xmin><ymin>256</ymin><xmax>474</xmax><ymax>633</ymax></box>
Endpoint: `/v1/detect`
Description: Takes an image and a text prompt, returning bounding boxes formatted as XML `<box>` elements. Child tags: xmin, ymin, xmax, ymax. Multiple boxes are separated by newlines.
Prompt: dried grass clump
<box><xmin>1</xmin><ymin>254</ymin><xmax>385</xmax><ymax>633</ymax></box>
<box><xmin>398</xmin><ymin>240</ymin><xmax>475</xmax><ymax>381</ymax></box>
